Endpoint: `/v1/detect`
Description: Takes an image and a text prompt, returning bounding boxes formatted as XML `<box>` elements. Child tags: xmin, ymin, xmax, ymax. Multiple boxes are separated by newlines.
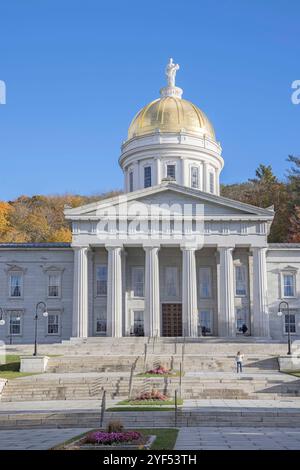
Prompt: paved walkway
<box><xmin>2</xmin><ymin>426</ymin><xmax>300</xmax><ymax>450</ymax></box>
<box><xmin>0</xmin><ymin>428</ymin><xmax>89</xmax><ymax>450</ymax></box>
<box><xmin>175</xmin><ymin>427</ymin><xmax>300</xmax><ymax>450</ymax></box>
<box><xmin>1</xmin><ymin>398</ymin><xmax>300</xmax><ymax>413</ymax></box>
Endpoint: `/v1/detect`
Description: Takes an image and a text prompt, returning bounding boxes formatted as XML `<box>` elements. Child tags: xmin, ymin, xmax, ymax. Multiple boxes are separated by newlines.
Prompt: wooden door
<box><xmin>162</xmin><ymin>303</ymin><xmax>182</xmax><ymax>337</ymax></box>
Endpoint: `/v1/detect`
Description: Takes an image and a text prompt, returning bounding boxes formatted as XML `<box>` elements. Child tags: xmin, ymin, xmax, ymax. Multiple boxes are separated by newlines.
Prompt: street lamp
<box><xmin>33</xmin><ymin>302</ymin><xmax>48</xmax><ymax>356</ymax></box>
<box><xmin>278</xmin><ymin>301</ymin><xmax>292</xmax><ymax>355</ymax></box>
<box><xmin>0</xmin><ymin>307</ymin><xmax>5</xmax><ymax>327</ymax></box>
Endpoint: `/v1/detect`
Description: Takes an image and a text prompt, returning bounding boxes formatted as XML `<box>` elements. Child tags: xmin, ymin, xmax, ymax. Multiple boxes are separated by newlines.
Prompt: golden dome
<box><xmin>128</xmin><ymin>96</ymin><xmax>216</xmax><ymax>141</ymax></box>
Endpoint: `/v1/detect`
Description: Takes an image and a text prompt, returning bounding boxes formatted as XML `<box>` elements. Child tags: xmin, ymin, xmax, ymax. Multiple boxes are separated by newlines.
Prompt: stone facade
<box><xmin>0</xmin><ymin>242</ymin><xmax>299</xmax><ymax>343</ymax></box>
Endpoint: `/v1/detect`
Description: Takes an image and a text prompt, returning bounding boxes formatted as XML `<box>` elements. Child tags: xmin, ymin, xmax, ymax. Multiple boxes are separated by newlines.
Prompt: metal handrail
<box><xmin>174</xmin><ymin>389</ymin><xmax>178</xmax><ymax>428</ymax></box>
<box><xmin>179</xmin><ymin>362</ymin><xmax>183</xmax><ymax>399</ymax></box>
<box><xmin>144</xmin><ymin>343</ymin><xmax>148</xmax><ymax>371</ymax></box>
<box><xmin>100</xmin><ymin>389</ymin><xmax>106</xmax><ymax>428</ymax></box>
<box><xmin>128</xmin><ymin>357</ymin><xmax>139</xmax><ymax>399</ymax></box>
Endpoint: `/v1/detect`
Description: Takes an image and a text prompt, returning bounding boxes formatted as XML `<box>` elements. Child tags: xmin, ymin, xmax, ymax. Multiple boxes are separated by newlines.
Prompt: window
<box><xmin>48</xmin><ymin>273</ymin><xmax>60</xmax><ymax>297</ymax></box>
<box><xmin>235</xmin><ymin>265</ymin><xmax>247</xmax><ymax>296</ymax></box>
<box><xmin>165</xmin><ymin>267</ymin><xmax>179</xmax><ymax>297</ymax></box>
<box><xmin>132</xmin><ymin>310</ymin><xmax>144</xmax><ymax>336</ymax></box>
<box><xmin>199</xmin><ymin>267</ymin><xmax>212</xmax><ymax>298</ymax></box>
<box><xmin>198</xmin><ymin>310</ymin><xmax>212</xmax><ymax>336</ymax></box>
<box><xmin>167</xmin><ymin>164</ymin><xmax>176</xmax><ymax>180</ymax></box>
<box><xmin>191</xmin><ymin>166</ymin><xmax>199</xmax><ymax>189</ymax></box>
<box><xmin>9</xmin><ymin>311</ymin><xmax>22</xmax><ymax>336</ymax></box>
<box><xmin>47</xmin><ymin>313</ymin><xmax>60</xmax><ymax>335</ymax></box>
<box><xmin>95</xmin><ymin>308</ymin><xmax>107</xmax><ymax>335</ymax></box>
<box><xmin>144</xmin><ymin>166</ymin><xmax>152</xmax><ymax>188</ymax></box>
<box><xmin>284</xmin><ymin>314</ymin><xmax>296</xmax><ymax>334</ymax></box>
<box><xmin>96</xmin><ymin>265</ymin><xmax>107</xmax><ymax>296</ymax></box>
<box><xmin>129</xmin><ymin>171</ymin><xmax>134</xmax><ymax>192</ymax></box>
<box><xmin>283</xmin><ymin>273</ymin><xmax>295</xmax><ymax>298</ymax></box>
<box><xmin>9</xmin><ymin>273</ymin><xmax>22</xmax><ymax>297</ymax></box>
<box><xmin>236</xmin><ymin>307</ymin><xmax>248</xmax><ymax>333</ymax></box>
<box><xmin>132</xmin><ymin>267</ymin><xmax>144</xmax><ymax>297</ymax></box>
<box><xmin>209</xmin><ymin>172</ymin><xmax>215</xmax><ymax>193</ymax></box>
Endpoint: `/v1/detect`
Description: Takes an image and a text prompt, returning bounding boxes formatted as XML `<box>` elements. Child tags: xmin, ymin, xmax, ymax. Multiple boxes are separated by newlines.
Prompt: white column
<box><xmin>217</xmin><ymin>247</ymin><xmax>236</xmax><ymax>337</ymax></box>
<box><xmin>252</xmin><ymin>247</ymin><xmax>270</xmax><ymax>337</ymax></box>
<box><xmin>203</xmin><ymin>161</ymin><xmax>208</xmax><ymax>192</ymax></box>
<box><xmin>181</xmin><ymin>157</ymin><xmax>186</xmax><ymax>186</ymax></box>
<box><xmin>182</xmin><ymin>247</ymin><xmax>198</xmax><ymax>337</ymax></box>
<box><xmin>155</xmin><ymin>157</ymin><xmax>161</xmax><ymax>185</ymax></box>
<box><xmin>144</xmin><ymin>246</ymin><xmax>160</xmax><ymax>337</ymax></box>
<box><xmin>72</xmin><ymin>246</ymin><xmax>89</xmax><ymax>338</ymax></box>
<box><xmin>106</xmin><ymin>246</ymin><xmax>123</xmax><ymax>337</ymax></box>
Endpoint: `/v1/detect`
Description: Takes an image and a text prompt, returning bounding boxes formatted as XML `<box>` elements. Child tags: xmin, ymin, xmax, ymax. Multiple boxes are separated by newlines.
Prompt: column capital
<box><xmin>105</xmin><ymin>244</ymin><xmax>123</xmax><ymax>252</ymax></box>
<box><xmin>180</xmin><ymin>244</ymin><xmax>197</xmax><ymax>252</ymax></box>
<box><xmin>250</xmin><ymin>246</ymin><xmax>268</xmax><ymax>254</ymax></box>
<box><xmin>143</xmin><ymin>244</ymin><xmax>160</xmax><ymax>252</ymax></box>
<box><xmin>72</xmin><ymin>245</ymin><xmax>90</xmax><ymax>252</ymax></box>
<box><xmin>217</xmin><ymin>246</ymin><xmax>234</xmax><ymax>253</ymax></box>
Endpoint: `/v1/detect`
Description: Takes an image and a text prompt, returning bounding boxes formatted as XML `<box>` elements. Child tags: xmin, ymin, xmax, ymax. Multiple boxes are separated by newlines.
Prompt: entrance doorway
<box><xmin>162</xmin><ymin>303</ymin><xmax>182</xmax><ymax>337</ymax></box>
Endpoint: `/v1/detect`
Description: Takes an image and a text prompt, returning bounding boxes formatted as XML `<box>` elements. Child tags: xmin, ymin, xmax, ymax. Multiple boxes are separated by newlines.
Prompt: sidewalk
<box><xmin>1</xmin><ymin>397</ymin><xmax>300</xmax><ymax>413</ymax></box>
<box><xmin>0</xmin><ymin>428</ymin><xmax>89</xmax><ymax>450</ymax></box>
<box><xmin>174</xmin><ymin>427</ymin><xmax>300</xmax><ymax>450</ymax></box>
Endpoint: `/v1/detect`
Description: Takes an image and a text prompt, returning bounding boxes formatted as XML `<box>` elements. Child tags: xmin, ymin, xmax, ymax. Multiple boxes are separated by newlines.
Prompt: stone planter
<box><xmin>20</xmin><ymin>356</ymin><xmax>49</xmax><ymax>373</ymax></box>
<box><xmin>278</xmin><ymin>355</ymin><xmax>300</xmax><ymax>372</ymax></box>
<box><xmin>64</xmin><ymin>434</ymin><xmax>156</xmax><ymax>450</ymax></box>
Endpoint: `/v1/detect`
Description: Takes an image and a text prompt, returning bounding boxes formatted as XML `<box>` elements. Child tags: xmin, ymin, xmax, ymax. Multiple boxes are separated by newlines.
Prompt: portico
<box><xmin>70</xmin><ymin>237</ymin><xmax>272</xmax><ymax>339</ymax></box>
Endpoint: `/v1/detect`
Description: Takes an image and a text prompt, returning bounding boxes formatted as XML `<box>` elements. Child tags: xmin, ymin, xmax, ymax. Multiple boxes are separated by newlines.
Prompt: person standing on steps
<box><xmin>235</xmin><ymin>351</ymin><xmax>244</xmax><ymax>373</ymax></box>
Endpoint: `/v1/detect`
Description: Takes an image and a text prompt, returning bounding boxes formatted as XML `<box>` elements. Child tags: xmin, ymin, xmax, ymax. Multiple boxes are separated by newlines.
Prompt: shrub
<box><xmin>107</xmin><ymin>420</ymin><xmax>124</xmax><ymax>433</ymax></box>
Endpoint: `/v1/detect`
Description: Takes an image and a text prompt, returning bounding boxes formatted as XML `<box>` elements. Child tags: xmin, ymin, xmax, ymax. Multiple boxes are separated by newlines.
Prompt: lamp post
<box><xmin>278</xmin><ymin>301</ymin><xmax>292</xmax><ymax>355</ymax></box>
<box><xmin>0</xmin><ymin>307</ymin><xmax>5</xmax><ymax>327</ymax></box>
<box><xmin>33</xmin><ymin>302</ymin><xmax>48</xmax><ymax>357</ymax></box>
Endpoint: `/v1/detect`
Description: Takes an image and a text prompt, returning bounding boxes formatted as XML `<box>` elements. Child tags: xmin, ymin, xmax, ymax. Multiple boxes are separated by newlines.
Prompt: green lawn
<box><xmin>287</xmin><ymin>370</ymin><xmax>300</xmax><ymax>378</ymax></box>
<box><xmin>108</xmin><ymin>406</ymin><xmax>180</xmax><ymax>411</ymax></box>
<box><xmin>140</xmin><ymin>428</ymin><xmax>178</xmax><ymax>450</ymax></box>
<box><xmin>53</xmin><ymin>428</ymin><xmax>178</xmax><ymax>450</ymax></box>
<box><xmin>0</xmin><ymin>355</ymin><xmax>36</xmax><ymax>379</ymax></box>
<box><xmin>116</xmin><ymin>398</ymin><xmax>183</xmax><ymax>406</ymax></box>
<box><xmin>137</xmin><ymin>372</ymin><xmax>181</xmax><ymax>378</ymax></box>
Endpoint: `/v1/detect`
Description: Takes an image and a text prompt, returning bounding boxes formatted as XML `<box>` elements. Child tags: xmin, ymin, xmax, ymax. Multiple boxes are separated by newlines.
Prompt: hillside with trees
<box><xmin>0</xmin><ymin>156</ymin><xmax>299</xmax><ymax>244</ymax></box>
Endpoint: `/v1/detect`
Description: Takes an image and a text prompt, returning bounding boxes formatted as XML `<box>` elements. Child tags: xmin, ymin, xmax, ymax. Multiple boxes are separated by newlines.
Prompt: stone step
<box><xmin>46</xmin><ymin>354</ymin><xmax>279</xmax><ymax>373</ymax></box>
<box><xmin>1</xmin><ymin>408</ymin><xmax>300</xmax><ymax>429</ymax></box>
<box><xmin>2</xmin><ymin>375</ymin><xmax>299</xmax><ymax>401</ymax></box>
<box><xmin>6</xmin><ymin>339</ymin><xmax>289</xmax><ymax>358</ymax></box>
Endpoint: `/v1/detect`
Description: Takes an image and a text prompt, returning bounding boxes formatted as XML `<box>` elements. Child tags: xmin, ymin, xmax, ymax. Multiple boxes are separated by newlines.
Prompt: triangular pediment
<box><xmin>64</xmin><ymin>182</ymin><xmax>274</xmax><ymax>220</ymax></box>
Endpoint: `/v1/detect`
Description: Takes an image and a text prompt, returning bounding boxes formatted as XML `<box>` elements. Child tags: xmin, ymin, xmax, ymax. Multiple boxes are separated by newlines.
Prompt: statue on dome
<box><xmin>165</xmin><ymin>58</ymin><xmax>179</xmax><ymax>87</ymax></box>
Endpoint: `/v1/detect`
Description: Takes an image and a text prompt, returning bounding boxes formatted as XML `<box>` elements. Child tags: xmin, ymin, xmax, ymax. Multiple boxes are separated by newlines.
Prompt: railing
<box><xmin>179</xmin><ymin>362</ymin><xmax>183</xmax><ymax>399</ymax></box>
<box><xmin>181</xmin><ymin>336</ymin><xmax>186</xmax><ymax>375</ymax></box>
<box><xmin>128</xmin><ymin>357</ymin><xmax>139</xmax><ymax>399</ymax></box>
<box><xmin>144</xmin><ymin>343</ymin><xmax>148</xmax><ymax>371</ymax></box>
<box><xmin>100</xmin><ymin>389</ymin><xmax>106</xmax><ymax>428</ymax></box>
<box><xmin>174</xmin><ymin>389</ymin><xmax>178</xmax><ymax>428</ymax></box>
<box><xmin>152</xmin><ymin>329</ymin><xmax>159</xmax><ymax>354</ymax></box>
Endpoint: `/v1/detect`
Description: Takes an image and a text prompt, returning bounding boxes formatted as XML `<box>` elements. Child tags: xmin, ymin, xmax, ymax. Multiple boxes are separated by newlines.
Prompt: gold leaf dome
<box><xmin>128</xmin><ymin>96</ymin><xmax>216</xmax><ymax>141</ymax></box>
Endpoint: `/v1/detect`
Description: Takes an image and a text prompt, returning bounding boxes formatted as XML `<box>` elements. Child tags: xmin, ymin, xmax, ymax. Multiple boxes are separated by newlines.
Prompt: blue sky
<box><xmin>0</xmin><ymin>0</ymin><xmax>299</xmax><ymax>200</ymax></box>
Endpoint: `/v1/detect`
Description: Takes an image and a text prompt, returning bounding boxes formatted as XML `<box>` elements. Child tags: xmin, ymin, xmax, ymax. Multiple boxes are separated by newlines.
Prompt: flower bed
<box><xmin>134</xmin><ymin>389</ymin><xmax>169</xmax><ymax>401</ymax></box>
<box><xmin>86</xmin><ymin>430</ymin><xmax>142</xmax><ymax>445</ymax></box>
<box><xmin>146</xmin><ymin>365</ymin><xmax>171</xmax><ymax>375</ymax></box>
